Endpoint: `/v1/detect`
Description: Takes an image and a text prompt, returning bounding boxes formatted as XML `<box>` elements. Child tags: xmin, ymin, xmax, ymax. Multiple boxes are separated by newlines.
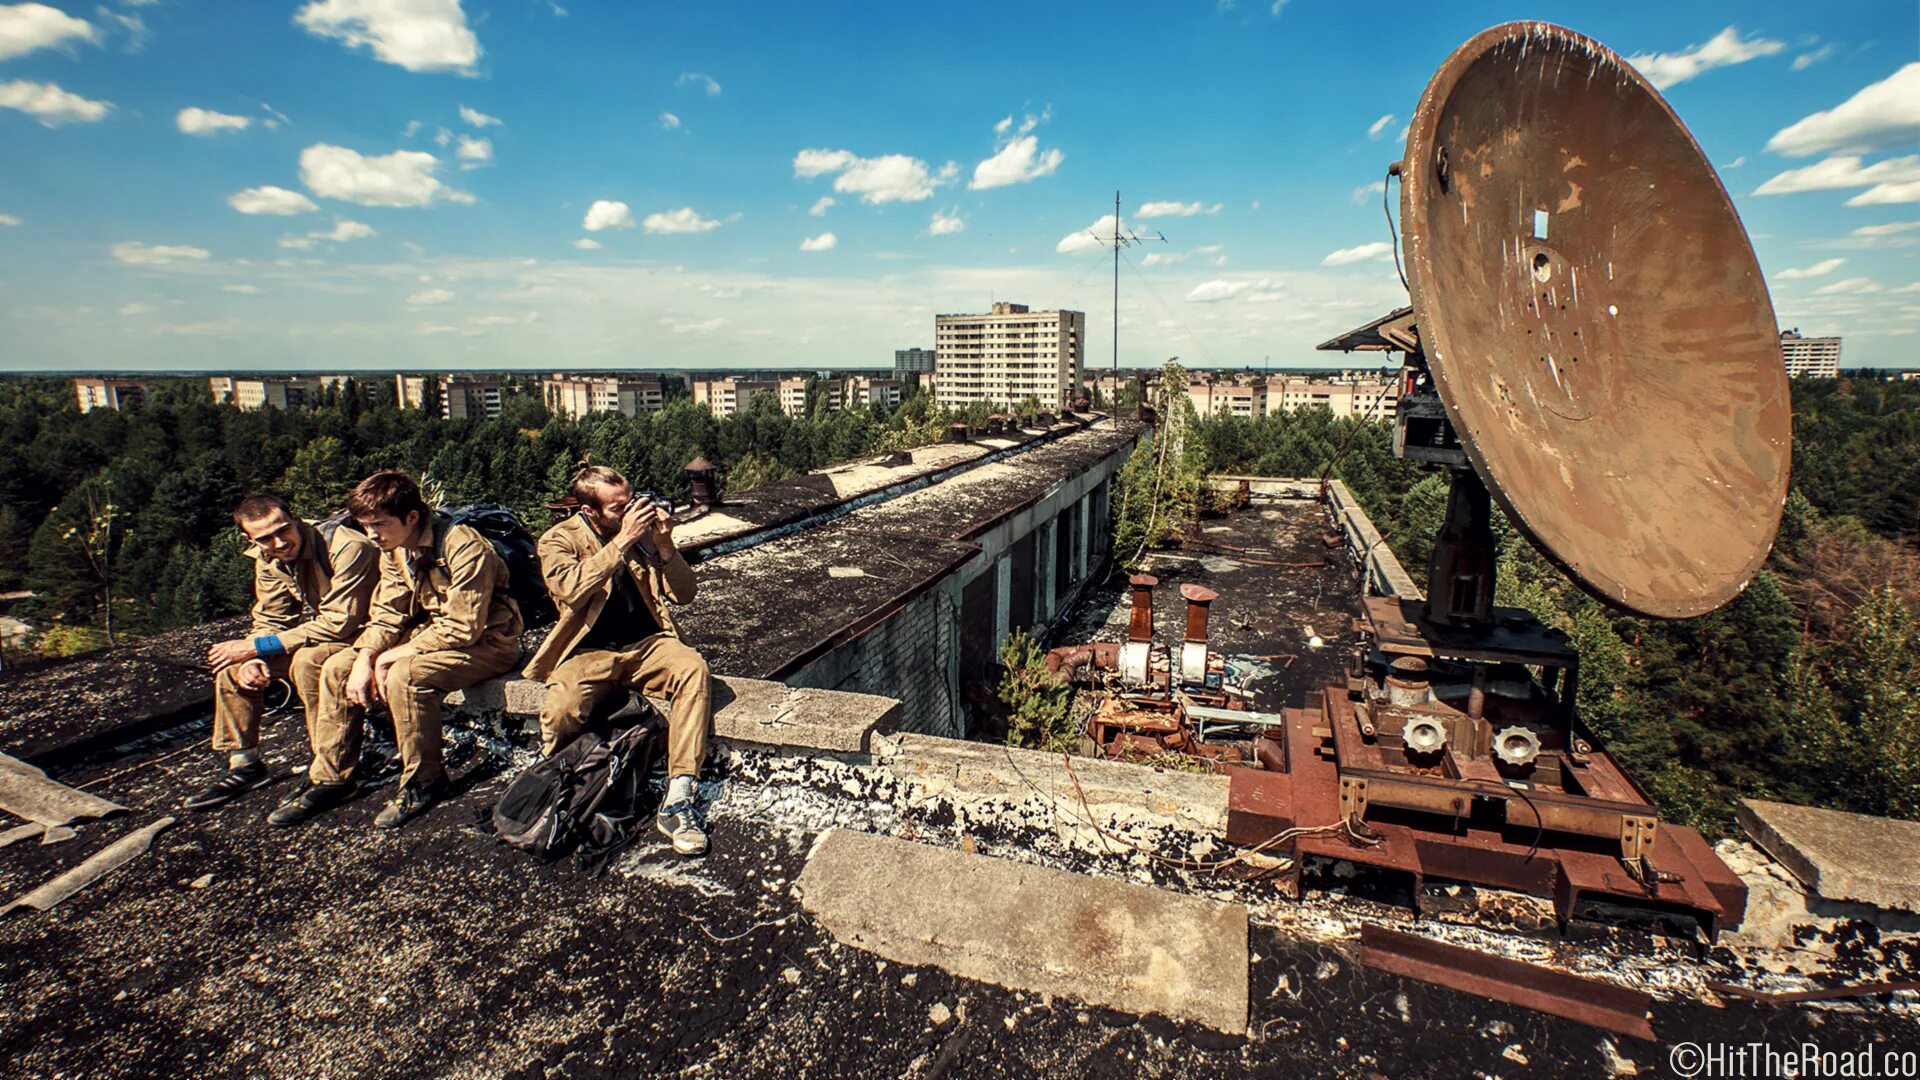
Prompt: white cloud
<box><xmin>1724</xmin><ymin>155</ymin><xmax>1747</xmax><ymax>169</ymax></box>
<box><xmin>0</xmin><ymin>213</ymin><xmax>19</xmax><ymax>226</ymax></box>
<box><xmin>1366</xmin><ymin>114</ymin><xmax>1393</xmax><ymax>140</ymax></box>
<box><xmin>1056</xmin><ymin>215</ymin><xmax>1119</xmax><ymax>254</ymax></box>
<box><xmin>455</xmin><ymin>134</ymin><xmax>491</xmax><ymax>167</ymax></box>
<box><xmin>0</xmin><ymin>79</ymin><xmax>110</xmax><ymax>125</ymax></box>
<box><xmin>1627</xmin><ymin>27</ymin><xmax>1784</xmax><ymax>89</ymax></box>
<box><xmin>1775</xmin><ymin>257</ymin><xmax>1846</xmax><ymax>279</ymax></box>
<box><xmin>0</xmin><ymin>3</ymin><xmax>97</xmax><ymax>62</ymax></box>
<box><xmin>676</xmin><ymin>71</ymin><xmax>721</xmax><ymax>95</ymax></box>
<box><xmin>277</xmin><ymin>235</ymin><xmax>317</xmax><ymax>250</ymax></box>
<box><xmin>808</xmin><ymin>196</ymin><xmax>835</xmax><ymax>217</ymax></box>
<box><xmin>1853</xmin><ymin>220</ymin><xmax>1920</xmax><ymax>238</ymax></box>
<box><xmin>572</xmin><ymin>237</ymin><xmax>600</xmax><ymax>250</ymax></box>
<box><xmin>659</xmin><ymin>111</ymin><xmax>680</xmax><ymax>130</ymax></box>
<box><xmin>796</xmin><ymin>148</ymin><xmax>952</xmax><ymax>204</ymax></box>
<box><xmin>299</xmin><ymin>143</ymin><xmax>468</xmax><ymax>207</ymax></box>
<box><xmin>1792</xmin><ymin>43</ymin><xmax>1840</xmax><ymax>71</ymax></box>
<box><xmin>177</xmin><ymin>106</ymin><xmax>251</xmax><ymax>136</ymax></box>
<box><xmin>799</xmin><ymin>231</ymin><xmax>836</xmax><ymax>252</ymax></box>
<box><xmin>662</xmin><ymin>315</ymin><xmax>725</xmax><ymax>334</ymax></box>
<box><xmin>1812</xmin><ymin>277</ymin><xmax>1881</xmax><ymax>296</ymax></box>
<box><xmin>1766</xmin><ymin>64</ymin><xmax>1920</xmax><ymax>156</ymax></box>
<box><xmin>1187</xmin><ymin>280</ymin><xmax>1254</xmax><ymax>303</ymax></box>
<box><xmin>228</xmin><ymin>185</ymin><xmax>320</xmax><ymax>216</ymax></box>
<box><xmin>294</xmin><ymin>0</ymin><xmax>481</xmax><ymax>75</ymax></box>
<box><xmin>1321</xmin><ymin>241</ymin><xmax>1393</xmax><ymax>266</ymax></box>
<box><xmin>1350</xmin><ymin>180</ymin><xmax>1385</xmax><ymax>205</ymax></box>
<box><xmin>970</xmin><ymin>115</ymin><xmax>1064</xmax><ymax>190</ymax></box>
<box><xmin>458</xmin><ymin>104</ymin><xmax>499</xmax><ymax>127</ymax></box>
<box><xmin>112</xmin><ymin>241</ymin><xmax>210</xmax><ymax>266</ymax></box>
<box><xmin>118</xmin><ymin>301</ymin><xmax>153</xmax><ymax>317</ymax></box>
<box><xmin>1755</xmin><ymin>155</ymin><xmax>1920</xmax><ymax>207</ymax></box>
<box><xmin>159</xmin><ymin>320</ymin><xmax>237</xmax><ymax>337</ymax></box>
<box><xmin>928</xmin><ymin>209</ymin><xmax>964</xmax><ymax>236</ymax></box>
<box><xmin>223</xmin><ymin>284</ymin><xmax>263</xmax><ymax>295</ymax></box>
<box><xmin>316</xmin><ymin>218</ymin><xmax>374</xmax><ymax>242</ymax></box>
<box><xmin>644</xmin><ymin>207</ymin><xmax>723</xmax><ymax>234</ymax></box>
<box><xmin>1140</xmin><ymin>244</ymin><xmax>1223</xmax><ymax>267</ymax></box>
<box><xmin>1137</xmin><ymin>201</ymin><xmax>1221</xmax><ymax>218</ymax></box>
<box><xmin>434</xmin><ymin>126</ymin><xmax>451</xmax><ymax>147</ymax></box>
<box><xmin>260</xmin><ymin>103</ymin><xmax>289</xmax><ymax>129</ymax></box>
<box><xmin>582</xmin><ymin>200</ymin><xmax>634</xmax><ymax>231</ymax></box>
<box><xmin>407</xmin><ymin>287</ymin><xmax>454</xmax><ymax>305</ymax></box>
<box><xmin>402</xmin><ymin>119</ymin><xmax>422</xmax><ymax>137</ymax></box>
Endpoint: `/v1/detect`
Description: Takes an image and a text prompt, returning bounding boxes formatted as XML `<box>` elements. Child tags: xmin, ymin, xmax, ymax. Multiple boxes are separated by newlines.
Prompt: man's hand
<box><xmin>646</xmin><ymin>499</ymin><xmax>675</xmax><ymax>550</ymax></box>
<box><xmin>207</xmin><ymin>638</ymin><xmax>257</xmax><ymax>673</ymax></box>
<box><xmin>372</xmin><ymin>645</ymin><xmax>414</xmax><ymax>701</ymax></box>
<box><xmin>346</xmin><ymin>650</ymin><xmax>379</xmax><ymax>708</ymax></box>
<box><xmin>613</xmin><ymin>500</ymin><xmax>653</xmax><ymax>552</ymax></box>
<box><xmin>233</xmin><ymin>659</ymin><xmax>273</xmax><ymax>691</ymax></box>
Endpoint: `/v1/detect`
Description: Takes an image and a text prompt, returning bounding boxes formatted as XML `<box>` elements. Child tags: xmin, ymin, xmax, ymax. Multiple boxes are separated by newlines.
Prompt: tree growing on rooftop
<box><xmin>998</xmin><ymin>628</ymin><xmax>1076</xmax><ymax>753</ymax></box>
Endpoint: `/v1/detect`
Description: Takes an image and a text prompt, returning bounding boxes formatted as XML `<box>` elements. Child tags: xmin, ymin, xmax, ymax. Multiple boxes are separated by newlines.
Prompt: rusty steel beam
<box><xmin>1357</xmin><ymin>925</ymin><xmax>1656</xmax><ymax>1041</ymax></box>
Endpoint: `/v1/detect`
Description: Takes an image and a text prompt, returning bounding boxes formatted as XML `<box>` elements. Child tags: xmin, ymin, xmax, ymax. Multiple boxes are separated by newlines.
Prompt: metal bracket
<box><xmin>1339</xmin><ymin>775</ymin><xmax>1370</xmax><ymax>825</ymax></box>
<box><xmin>1619</xmin><ymin>814</ymin><xmax>1658</xmax><ymax>865</ymax></box>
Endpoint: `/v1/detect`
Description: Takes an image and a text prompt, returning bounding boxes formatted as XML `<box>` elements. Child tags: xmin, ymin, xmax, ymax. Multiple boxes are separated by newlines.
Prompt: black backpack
<box><xmin>492</xmin><ymin>698</ymin><xmax>664</xmax><ymax>861</ymax></box>
<box><xmin>441</xmin><ymin>505</ymin><xmax>558</xmax><ymax>629</ymax></box>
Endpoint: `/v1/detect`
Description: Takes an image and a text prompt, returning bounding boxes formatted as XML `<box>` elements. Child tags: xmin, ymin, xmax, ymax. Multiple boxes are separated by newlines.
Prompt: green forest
<box><xmin>4</xmin><ymin>368</ymin><xmax>1917</xmax><ymax>833</ymax></box>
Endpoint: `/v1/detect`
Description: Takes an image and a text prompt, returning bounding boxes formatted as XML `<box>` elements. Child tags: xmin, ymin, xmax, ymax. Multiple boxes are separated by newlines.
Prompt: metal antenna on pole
<box><xmin>1093</xmin><ymin>190</ymin><xmax>1165</xmax><ymax>419</ymax></box>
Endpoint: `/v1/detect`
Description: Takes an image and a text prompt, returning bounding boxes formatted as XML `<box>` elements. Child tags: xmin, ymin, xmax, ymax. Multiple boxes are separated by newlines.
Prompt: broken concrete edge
<box><xmin>3</xmin><ymin>815</ymin><xmax>174</xmax><ymax>916</ymax></box>
<box><xmin>0</xmin><ymin>752</ymin><xmax>127</xmax><ymax>827</ymax></box>
<box><xmin>795</xmin><ymin>827</ymin><xmax>1251</xmax><ymax>1035</ymax></box>
<box><xmin>1736</xmin><ymin>798</ymin><xmax>1920</xmax><ymax>915</ymax></box>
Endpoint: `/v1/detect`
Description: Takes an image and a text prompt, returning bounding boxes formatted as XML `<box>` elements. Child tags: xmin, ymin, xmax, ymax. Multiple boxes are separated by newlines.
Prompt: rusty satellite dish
<box><xmin>1400</xmin><ymin>22</ymin><xmax>1791</xmax><ymax>619</ymax></box>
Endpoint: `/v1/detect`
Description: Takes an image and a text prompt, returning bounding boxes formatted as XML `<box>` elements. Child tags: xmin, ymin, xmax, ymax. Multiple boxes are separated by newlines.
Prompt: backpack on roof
<box><xmin>492</xmin><ymin>694</ymin><xmax>664</xmax><ymax>863</ymax></box>
<box><xmin>440</xmin><ymin>504</ymin><xmax>558</xmax><ymax>629</ymax></box>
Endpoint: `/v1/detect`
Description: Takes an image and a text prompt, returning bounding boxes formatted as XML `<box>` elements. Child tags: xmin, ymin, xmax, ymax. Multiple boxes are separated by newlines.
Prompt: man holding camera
<box><xmin>524</xmin><ymin>464</ymin><xmax>712</xmax><ymax>856</ymax></box>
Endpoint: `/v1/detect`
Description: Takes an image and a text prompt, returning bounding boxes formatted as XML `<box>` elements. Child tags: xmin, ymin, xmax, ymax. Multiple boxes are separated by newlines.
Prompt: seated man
<box><xmin>189</xmin><ymin>494</ymin><xmax>379</xmax><ymax>811</ymax></box>
<box><xmin>524</xmin><ymin>465</ymin><xmax>711</xmax><ymax>856</ymax></box>
<box><xmin>269</xmin><ymin>470</ymin><xmax>523</xmax><ymax>830</ymax></box>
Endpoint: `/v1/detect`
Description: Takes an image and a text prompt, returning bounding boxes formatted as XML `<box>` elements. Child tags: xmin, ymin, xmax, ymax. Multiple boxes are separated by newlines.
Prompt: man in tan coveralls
<box><xmin>188</xmin><ymin>494</ymin><xmax>379</xmax><ymax>812</ymax></box>
<box><xmin>269</xmin><ymin>470</ymin><xmax>523</xmax><ymax>830</ymax></box>
<box><xmin>525</xmin><ymin>465</ymin><xmax>712</xmax><ymax>855</ymax></box>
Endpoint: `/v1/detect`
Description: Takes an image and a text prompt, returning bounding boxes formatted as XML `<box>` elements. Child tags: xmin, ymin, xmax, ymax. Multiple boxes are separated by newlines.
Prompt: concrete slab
<box><xmin>794</xmin><ymin>828</ymin><xmax>1249</xmax><ymax>1033</ymax></box>
<box><xmin>882</xmin><ymin>733</ymin><xmax>1230</xmax><ymax>836</ymax></box>
<box><xmin>448</xmin><ymin>675</ymin><xmax>898</xmax><ymax>756</ymax></box>
<box><xmin>1737</xmin><ymin>798</ymin><xmax>1920</xmax><ymax>914</ymax></box>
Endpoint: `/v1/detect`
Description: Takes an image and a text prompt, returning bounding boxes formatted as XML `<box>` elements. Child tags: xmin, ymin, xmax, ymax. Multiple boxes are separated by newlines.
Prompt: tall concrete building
<box><xmin>893</xmin><ymin>347</ymin><xmax>936</xmax><ymax>378</ymax></box>
<box><xmin>395</xmin><ymin>374</ymin><xmax>506</xmax><ymax>419</ymax></box>
<box><xmin>73</xmin><ymin>378</ymin><xmax>149</xmax><ymax>413</ymax></box>
<box><xmin>934</xmin><ymin>302</ymin><xmax>1084</xmax><ymax>411</ymax></box>
<box><xmin>209</xmin><ymin>376</ymin><xmax>323</xmax><ymax>411</ymax></box>
<box><xmin>1187</xmin><ymin>380</ymin><xmax>1268</xmax><ymax>420</ymax></box>
<box><xmin>542</xmin><ymin>377</ymin><xmax>664</xmax><ymax>419</ymax></box>
<box><xmin>1779</xmin><ymin>329</ymin><xmax>1842</xmax><ymax>378</ymax></box>
<box><xmin>691</xmin><ymin>377</ymin><xmax>777</xmax><ymax>417</ymax></box>
<box><xmin>1271</xmin><ymin>378</ymin><xmax>1396</xmax><ymax>420</ymax></box>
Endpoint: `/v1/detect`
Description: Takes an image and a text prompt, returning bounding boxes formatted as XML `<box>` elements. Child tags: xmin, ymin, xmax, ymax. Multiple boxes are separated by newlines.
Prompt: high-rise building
<box><xmin>73</xmin><ymin>377</ymin><xmax>148</xmax><ymax>413</ymax></box>
<box><xmin>894</xmin><ymin>347</ymin><xmax>936</xmax><ymax>378</ymax></box>
<box><xmin>1187</xmin><ymin>380</ymin><xmax>1267</xmax><ymax>420</ymax></box>
<box><xmin>395</xmin><ymin>374</ymin><xmax>506</xmax><ymax>419</ymax></box>
<box><xmin>209</xmin><ymin>376</ymin><xmax>323</xmax><ymax>410</ymax></box>
<box><xmin>542</xmin><ymin>377</ymin><xmax>664</xmax><ymax>419</ymax></box>
<box><xmin>934</xmin><ymin>302</ymin><xmax>1084</xmax><ymax>411</ymax></box>
<box><xmin>1779</xmin><ymin>329</ymin><xmax>1841</xmax><ymax>378</ymax></box>
<box><xmin>777</xmin><ymin>376</ymin><xmax>815</xmax><ymax>416</ymax></box>
<box><xmin>691</xmin><ymin>377</ymin><xmax>778</xmax><ymax>417</ymax></box>
<box><xmin>1270</xmin><ymin>378</ymin><xmax>1397</xmax><ymax>420</ymax></box>
<box><xmin>851</xmin><ymin>376</ymin><xmax>903</xmax><ymax>409</ymax></box>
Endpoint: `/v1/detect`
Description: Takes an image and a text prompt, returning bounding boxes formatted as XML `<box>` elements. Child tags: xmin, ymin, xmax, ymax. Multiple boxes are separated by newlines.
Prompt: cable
<box><xmin>1384</xmin><ymin>165</ymin><xmax>1409</xmax><ymax>293</ymax></box>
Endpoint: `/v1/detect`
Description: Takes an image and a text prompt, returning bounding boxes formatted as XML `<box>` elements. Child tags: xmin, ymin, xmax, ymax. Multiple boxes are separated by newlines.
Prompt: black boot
<box><xmin>374</xmin><ymin>780</ymin><xmax>446</xmax><ymax>830</ymax></box>
<box><xmin>267</xmin><ymin>779</ymin><xmax>357</xmax><ymax>827</ymax></box>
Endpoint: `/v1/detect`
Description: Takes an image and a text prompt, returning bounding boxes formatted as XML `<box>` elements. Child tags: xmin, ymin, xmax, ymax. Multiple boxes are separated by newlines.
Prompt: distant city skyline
<box><xmin>2</xmin><ymin>1</ymin><xmax>1915</xmax><ymax>372</ymax></box>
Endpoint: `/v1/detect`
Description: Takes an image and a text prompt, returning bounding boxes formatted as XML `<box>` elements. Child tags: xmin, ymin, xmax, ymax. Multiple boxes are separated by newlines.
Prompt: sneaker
<box><xmin>656</xmin><ymin>800</ymin><xmax>708</xmax><ymax>857</ymax></box>
<box><xmin>267</xmin><ymin>779</ymin><xmax>356</xmax><ymax>827</ymax></box>
<box><xmin>374</xmin><ymin>781</ymin><xmax>444</xmax><ymax>830</ymax></box>
<box><xmin>184</xmin><ymin>760</ymin><xmax>272</xmax><ymax>811</ymax></box>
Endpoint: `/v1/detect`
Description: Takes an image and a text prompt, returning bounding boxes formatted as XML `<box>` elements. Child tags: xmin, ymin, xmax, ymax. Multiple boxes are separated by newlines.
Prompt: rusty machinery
<box><xmin>1226</xmin><ymin>22</ymin><xmax>1788</xmax><ymax>936</ymax></box>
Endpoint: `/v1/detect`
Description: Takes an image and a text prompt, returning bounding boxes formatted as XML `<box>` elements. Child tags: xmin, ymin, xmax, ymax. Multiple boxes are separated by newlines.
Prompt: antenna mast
<box><xmin>1097</xmin><ymin>190</ymin><xmax>1165</xmax><ymax>418</ymax></box>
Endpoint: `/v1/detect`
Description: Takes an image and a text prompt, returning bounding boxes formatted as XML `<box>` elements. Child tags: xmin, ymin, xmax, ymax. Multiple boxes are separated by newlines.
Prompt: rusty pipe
<box><xmin>1127</xmin><ymin>574</ymin><xmax>1158</xmax><ymax>644</ymax></box>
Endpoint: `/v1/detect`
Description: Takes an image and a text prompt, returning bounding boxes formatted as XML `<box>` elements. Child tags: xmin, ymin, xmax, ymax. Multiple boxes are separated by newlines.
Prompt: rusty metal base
<box><xmin>1226</xmin><ymin>707</ymin><xmax>1747</xmax><ymax>937</ymax></box>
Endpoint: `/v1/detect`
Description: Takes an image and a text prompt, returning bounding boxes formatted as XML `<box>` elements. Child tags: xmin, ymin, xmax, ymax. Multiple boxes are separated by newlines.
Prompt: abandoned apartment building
<box><xmin>0</xmin><ymin>414</ymin><xmax>1916</xmax><ymax>1078</ymax></box>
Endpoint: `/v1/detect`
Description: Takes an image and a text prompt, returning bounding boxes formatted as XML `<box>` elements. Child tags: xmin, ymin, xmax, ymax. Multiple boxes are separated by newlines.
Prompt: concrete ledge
<box><xmin>796</xmin><ymin>828</ymin><xmax>1249</xmax><ymax>1034</ymax></box>
<box><xmin>881</xmin><ymin>733</ymin><xmax>1230</xmax><ymax>836</ymax></box>
<box><xmin>1738</xmin><ymin>798</ymin><xmax>1920</xmax><ymax>914</ymax></box>
<box><xmin>447</xmin><ymin>674</ymin><xmax>898</xmax><ymax>756</ymax></box>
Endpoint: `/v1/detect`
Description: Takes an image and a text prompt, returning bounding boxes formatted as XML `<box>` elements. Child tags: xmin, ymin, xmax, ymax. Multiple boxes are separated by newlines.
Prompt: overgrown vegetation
<box><xmin>1111</xmin><ymin>360</ymin><xmax>1211</xmax><ymax>567</ymax></box>
<box><xmin>1192</xmin><ymin>373</ymin><xmax>1920</xmax><ymax>833</ymax></box>
<box><xmin>997</xmin><ymin>628</ymin><xmax>1076</xmax><ymax>752</ymax></box>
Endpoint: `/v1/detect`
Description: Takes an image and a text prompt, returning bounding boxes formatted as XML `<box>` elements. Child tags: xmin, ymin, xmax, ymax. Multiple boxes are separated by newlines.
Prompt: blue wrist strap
<box><xmin>254</xmin><ymin>635</ymin><xmax>286</xmax><ymax>657</ymax></box>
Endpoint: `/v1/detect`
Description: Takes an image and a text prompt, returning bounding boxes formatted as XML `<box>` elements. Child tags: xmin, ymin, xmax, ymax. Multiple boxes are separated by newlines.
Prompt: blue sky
<box><xmin>0</xmin><ymin>0</ymin><xmax>1915</xmax><ymax>372</ymax></box>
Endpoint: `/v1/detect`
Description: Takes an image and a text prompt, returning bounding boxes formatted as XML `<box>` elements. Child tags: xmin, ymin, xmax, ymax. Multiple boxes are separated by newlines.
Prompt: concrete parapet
<box><xmin>1737</xmin><ymin>798</ymin><xmax>1920</xmax><ymax>914</ymax></box>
